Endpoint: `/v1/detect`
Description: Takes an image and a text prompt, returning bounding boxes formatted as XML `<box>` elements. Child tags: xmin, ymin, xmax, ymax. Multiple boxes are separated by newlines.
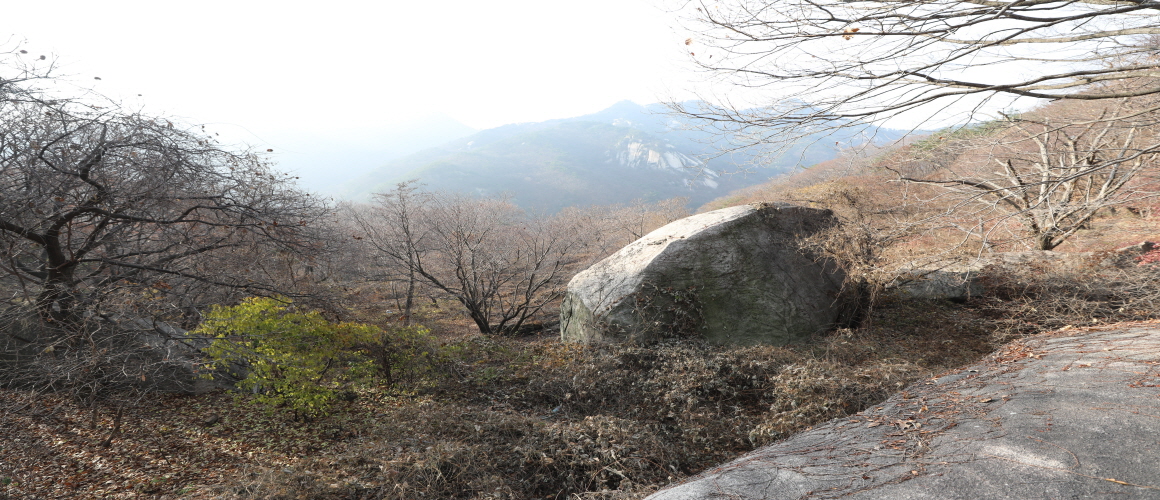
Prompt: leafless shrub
<box><xmin>974</xmin><ymin>257</ymin><xmax>1160</xmax><ymax>341</ymax></box>
<box><xmin>0</xmin><ymin>72</ymin><xmax>330</xmax><ymax>416</ymax></box>
<box><xmin>350</xmin><ymin>186</ymin><xmax>583</xmax><ymax>335</ymax></box>
<box><xmin>888</xmin><ymin>96</ymin><xmax>1160</xmax><ymax>251</ymax></box>
<box><xmin>587</xmin><ymin>198</ymin><xmax>690</xmax><ymax>243</ymax></box>
<box><xmin>347</xmin><ymin>188</ymin><xmax>691</xmax><ymax>335</ymax></box>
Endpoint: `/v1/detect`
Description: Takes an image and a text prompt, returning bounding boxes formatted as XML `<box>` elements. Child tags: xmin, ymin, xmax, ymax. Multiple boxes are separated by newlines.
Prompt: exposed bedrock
<box><xmin>646</xmin><ymin>325</ymin><xmax>1160</xmax><ymax>499</ymax></box>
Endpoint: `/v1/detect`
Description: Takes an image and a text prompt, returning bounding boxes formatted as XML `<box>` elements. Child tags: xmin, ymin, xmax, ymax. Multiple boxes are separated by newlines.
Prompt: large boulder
<box><xmin>561</xmin><ymin>203</ymin><xmax>855</xmax><ymax>345</ymax></box>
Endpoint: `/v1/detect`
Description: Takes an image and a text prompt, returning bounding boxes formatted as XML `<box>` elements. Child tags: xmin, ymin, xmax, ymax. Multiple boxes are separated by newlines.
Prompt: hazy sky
<box><xmin>2</xmin><ymin>0</ymin><xmax>709</xmax><ymax>190</ymax></box>
<box><xmin>2</xmin><ymin>1</ymin><xmax>1039</xmax><ymax>192</ymax></box>
<box><xmin>4</xmin><ymin>0</ymin><xmax>694</xmax><ymax>136</ymax></box>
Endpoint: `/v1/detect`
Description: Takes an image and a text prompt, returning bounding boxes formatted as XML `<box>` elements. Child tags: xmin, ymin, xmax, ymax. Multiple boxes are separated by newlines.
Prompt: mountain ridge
<box><xmin>341</xmin><ymin>101</ymin><xmax>911</xmax><ymax>211</ymax></box>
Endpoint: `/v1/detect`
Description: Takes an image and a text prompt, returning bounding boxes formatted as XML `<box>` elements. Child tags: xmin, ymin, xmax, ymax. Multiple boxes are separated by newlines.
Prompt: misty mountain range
<box><xmin>292</xmin><ymin>101</ymin><xmax>912</xmax><ymax>212</ymax></box>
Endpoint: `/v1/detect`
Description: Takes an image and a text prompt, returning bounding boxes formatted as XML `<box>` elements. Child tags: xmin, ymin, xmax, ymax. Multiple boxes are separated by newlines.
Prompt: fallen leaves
<box><xmin>992</xmin><ymin>342</ymin><xmax>1045</xmax><ymax>363</ymax></box>
<box><xmin>0</xmin><ymin>390</ymin><xmax>321</xmax><ymax>498</ymax></box>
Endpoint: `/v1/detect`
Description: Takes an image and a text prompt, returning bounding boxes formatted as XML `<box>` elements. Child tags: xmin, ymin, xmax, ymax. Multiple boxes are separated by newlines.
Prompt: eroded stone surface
<box><xmin>889</xmin><ymin>242</ymin><xmax>1156</xmax><ymax>301</ymax></box>
<box><xmin>561</xmin><ymin>203</ymin><xmax>852</xmax><ymax>345</ymax></box>
<box><xmin>647</xmin><ymin>324</ymin><xmax>1160</xmax><ymax>499</ymax></box>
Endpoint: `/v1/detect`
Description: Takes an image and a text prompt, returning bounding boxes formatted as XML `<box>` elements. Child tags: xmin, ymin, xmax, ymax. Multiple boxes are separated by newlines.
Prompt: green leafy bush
<box><xmin>196</xmin><ymin>297</ymin><xmax>382</xmax><ymax>418</ymax></box>
<box><xmin>363</xmin><ymin>323</ymin><xmax>441</xmax><ymax>390</ymax></box>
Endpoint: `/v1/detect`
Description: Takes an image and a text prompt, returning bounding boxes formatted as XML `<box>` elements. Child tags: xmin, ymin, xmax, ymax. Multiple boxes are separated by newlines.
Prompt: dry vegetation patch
<box><xmin>1</xmin><ymin>292</ymin><xmax>1023</xmax><ymax>500</ymax></box>
<box><xmin>5</xmin><ymin>179</ymin><xmax>1159</xmax><ymax>499</ymax></box>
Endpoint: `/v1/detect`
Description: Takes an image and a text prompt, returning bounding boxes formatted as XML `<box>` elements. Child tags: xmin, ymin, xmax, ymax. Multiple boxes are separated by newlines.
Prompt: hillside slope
<box><xmin>342</xmin><ymin>101</ymin><xmax>907</xmax><ymax>212</ymax></box>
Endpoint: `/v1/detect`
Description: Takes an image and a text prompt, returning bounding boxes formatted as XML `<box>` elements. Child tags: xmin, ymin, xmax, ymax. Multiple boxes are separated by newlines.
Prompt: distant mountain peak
<box><xmin>338</xmin><ymin>100</ymin><xmax>910</xmax><ymax>211</ymax></box>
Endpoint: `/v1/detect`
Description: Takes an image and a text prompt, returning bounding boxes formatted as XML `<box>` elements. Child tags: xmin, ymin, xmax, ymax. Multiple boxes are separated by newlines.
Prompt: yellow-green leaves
<box><xmin>197</xmin><ymin>297</ymin><xmax>380</xmax><ymax>419</ymax></box>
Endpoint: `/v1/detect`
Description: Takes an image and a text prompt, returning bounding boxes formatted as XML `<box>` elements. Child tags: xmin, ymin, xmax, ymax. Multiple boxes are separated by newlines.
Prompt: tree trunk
<box><xmin>403</xmin><ymin>255</ymin><xmax>415</xmax><ymax>326</ymax></box>
<box><xmin>467</xmin><ymin>309</ymin><xmax>492</xmax><ymax>335</ymax></box>
<box><xmin>1037</xmin><ymin>233</ymin><xmax>1060</xmax><ymax>251</ymax></box>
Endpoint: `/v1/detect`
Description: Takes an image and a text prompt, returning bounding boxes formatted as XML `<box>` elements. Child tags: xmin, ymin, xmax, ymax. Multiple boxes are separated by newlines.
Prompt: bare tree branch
<box><xmin>670</xmin><ymin>0</ymin><xmax>1160</xmax><ymax>157</ymax></box>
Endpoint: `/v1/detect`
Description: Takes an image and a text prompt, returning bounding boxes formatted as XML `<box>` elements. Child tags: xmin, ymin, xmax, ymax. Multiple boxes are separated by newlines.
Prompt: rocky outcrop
<box><xmin>117</xmin><ymin>316</ymin><xmax>227</xmax><ymax>394</ymax></box>
<box><xmin>0</xmin><ymin>311</ymin><xmax>227</xmax><ymax>394</ymax></box>
<box><xmin>889</xmin><ymin>241</ymin><xmax>1157</xmax><ymax>301</ymax></box>
<box><xmin>647</xmin><ymin>325</ymin><xmax>1160</xmax><ymax>499</ymax></box>
<box><xmin>889</xmin><ymin>264</ymin><xmax>987</xmax><ymax>301</ymax></box>
<box><xmin>560</xmin><ymin>203</ymin><xmax>855</xmax><ymax>345</ymax></box>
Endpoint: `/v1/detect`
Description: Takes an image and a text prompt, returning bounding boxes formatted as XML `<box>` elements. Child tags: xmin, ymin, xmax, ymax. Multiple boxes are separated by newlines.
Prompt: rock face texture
<box><xmin>560</xmin><ymin>203</ymin><xmax>853</xmax><ymax>345</ymax></box>
<box><xmin>889</xmin><ymin>241</ymin><xmax>1157</xmax><ymax>301</ymax></box>
<box><xmin>646</xmin><ymin>325</ymin><xmax>1160</xmax><ymax>499</ymax></box>
<box><xmin>0</xmin><ymin>312</ymin><xmax>226</xmax><ymax>394</ymax></box>
<box><xmin>889</xmin><ymin>264</ymin><xmax>987</xmax><ymax>301</ymax></box>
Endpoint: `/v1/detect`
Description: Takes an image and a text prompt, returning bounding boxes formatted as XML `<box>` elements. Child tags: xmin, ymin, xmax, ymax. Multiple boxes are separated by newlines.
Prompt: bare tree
<box><xmin>353</xmin><ymin>188</ymin><xmax>587</xmax><ymax>335</ymax></box>
<box><xmin>600</xmin><ymin>198</ymin><xmax>690</xmax><ymax>242</ymax></box>
<box><xmin>888</xmin><ymin>97</ymin><xmax>1160</xmax><ymax>250</ymax></box>
<box><xmin>0</xmin><ymin>98</ymin><xmax>329</xmax><ymax>329</ymax></box>
<box><xmin>671</xmin><ymin>0</ymin><xmax>1160</xmax><ymax>155</ymax></box>
<box><xmin>346</xmin><ymin>181</ymin><xmax>428</xmax><ymax>325</ymax></box>
<box><xmin>0</xmin><ymin>77</ymin><xmax>333</xmax><ymax>409</ymax></box>
<box><xmin>0</xmin><ymin>41</ymin><xmax>55</xmax><ymax>105</ymax></box>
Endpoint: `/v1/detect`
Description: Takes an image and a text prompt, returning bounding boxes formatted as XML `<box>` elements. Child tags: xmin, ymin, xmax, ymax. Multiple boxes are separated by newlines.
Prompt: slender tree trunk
<box><xmin>403</xmin><ymin>258</ymin><xmax>415</xmax><ymax>327</ymax></box>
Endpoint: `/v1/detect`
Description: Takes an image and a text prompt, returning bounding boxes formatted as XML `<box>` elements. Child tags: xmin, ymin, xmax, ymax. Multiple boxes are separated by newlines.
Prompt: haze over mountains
<box><xmin>278</xmin><ymin>114</ymin><xmax>478</xmax><ymax>193</ymax></box>
<box><xmin>319</xmin><ymin>101</ymin><xmax>911</xmax><ymax>212</ymax></box>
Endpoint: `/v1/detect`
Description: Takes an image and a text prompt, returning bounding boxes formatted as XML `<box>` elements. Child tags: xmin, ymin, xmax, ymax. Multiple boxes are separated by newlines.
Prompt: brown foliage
<box><xmin>886</xmin><ymin>96</ymin><xmax>1160</xmax><ymax>251</ymax></box>
<box><xmin>346</xmin><ymin>192</ymin><xmax>688</xmax><ymax>335</ymax></box>
<box><xmin>0</xmin><ymin>292</ymin><xmax>1008</xmax><ymax>500</ymax></box>
<box><xmin>7</xmin><ymin>248</ymin><xmax>1160</xmax><ymax>499</ymax></box>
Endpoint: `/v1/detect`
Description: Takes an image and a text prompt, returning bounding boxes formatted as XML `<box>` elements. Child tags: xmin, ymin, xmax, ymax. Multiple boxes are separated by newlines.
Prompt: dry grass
<box><xmin>5</xmin><ymin>255</ymin><xmax>1160</xmax><ymax>499</ymax></box>
<box><xmin>6</xmin><ymin>295</ymin><xmax>1010</xmax><ymax>499</ymax></box>
<box><xmin>974</xmin><ymin>258</ymin><xmax>1160</xmax><ymax>341</ymax></box>
<box><xmin>199</xmin><ymin>285</ymin><xmax>1040</xmax><ymax>500</ymax></box>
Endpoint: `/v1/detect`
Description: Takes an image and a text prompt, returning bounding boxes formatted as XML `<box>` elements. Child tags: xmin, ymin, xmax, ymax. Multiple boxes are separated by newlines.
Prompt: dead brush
<box><xmin>218</xmin><ymin>402</ymin><xmax>672</xmax><ymax>500</ymax></box>
<box><xmin>972</xmin><ymin>259</ymin><xmax>1160</xmax><ymax>342</ymax></box>
<box><xmin>745</xmin><ymin>358</ymin><xmax>923</xmax><ymax>445</ymax></box>
<box><xmin>185</xmin><ymin>295</ymin><xmax>1021</xmax><ymax>500</ymax></box>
